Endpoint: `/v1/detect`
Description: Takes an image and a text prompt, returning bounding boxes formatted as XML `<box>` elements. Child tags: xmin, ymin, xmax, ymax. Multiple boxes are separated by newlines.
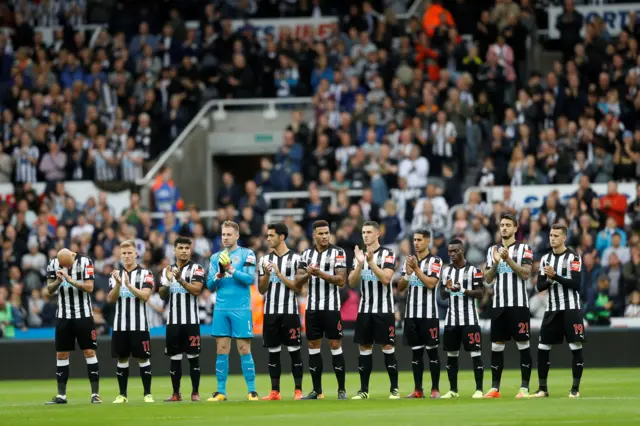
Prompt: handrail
<box><xmin>136</xmin><ymin>97</ymin><xmax>313</xmax><ymax>187</ymax></box>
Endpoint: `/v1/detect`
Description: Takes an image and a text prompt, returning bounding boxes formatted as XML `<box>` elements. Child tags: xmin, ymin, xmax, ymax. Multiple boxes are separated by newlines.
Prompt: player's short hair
<box><xmin>174</xmin><ymin>236</ymin><xmax>192</xmax><ymax>247</ymax></box>
<box><xmin>414</xmin><ymin>228</ymin><xmax>432</xmax><ymax>239</ymax></box>
<box><xmin>312</xmin><ymin>220</ymin><xmax>330</xmax><ymax>230</ymax></box>
<box><xmin>222</xmin><ymin>220</ymin><xmax>239</xmax><ymax>232</ymax></box>
<box><xmin>550</xmin><ymin>224</ymin><xmax>568</xmax><ymax>235</ymax></box>
<box><xmin>362</xmin><ymin>221</ymin><xmax>380</xmax><ymax>230</ymax></box>
<box><xmin>267</xmin><ymin>222</ymin><xmax>289</xmax><ymax>239</ymax></box>
<box><xmin>448</xmin><ymin>238</ymin><xmax>464</xmax><ymax>246</ymax></box>
<box><xmin>500</xmin><ymin>214</ymin><xmax>518</xmax><ymax>226</ymax></box>
<box><xmin>120</xmin><ymin>239</ymin><xmax>136</xmax><ymax>249</ymax></box>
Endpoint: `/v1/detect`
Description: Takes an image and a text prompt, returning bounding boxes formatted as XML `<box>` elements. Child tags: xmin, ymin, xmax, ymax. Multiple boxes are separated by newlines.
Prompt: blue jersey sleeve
<box><xmin>231</xmin><ymin>248</ymin><xmax>256</xmax><ymax>286</ymax></box>
<box><xmin>207</xmin><ymin>252</ymin><xmax>220</xmax><ymax>290</ymax></box>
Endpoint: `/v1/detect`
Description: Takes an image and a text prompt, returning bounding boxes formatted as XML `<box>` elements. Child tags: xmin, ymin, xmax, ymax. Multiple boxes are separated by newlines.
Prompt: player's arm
<box><xmin>348</xmin><ymin>258</ymin><xmax>364</xmax><ymax>288</ymax></box>
<box><xmin>127</xmin><ymin>273</ymin><xmax>154</xmax><ymax>302</ymax></box>
<box><xmin>45</xmin><ymin>261</ymin><xmax>62</xmax><ymax>295</ymax></box>
<box><xmin>294</xmin><ymin>266</ymin><xmax>309</xmax><ymax>289</ymax></box>
<box><xmin>414</xmin><ymin>258</ymin><xmax>441</xmax><ymax>289</ymax></box>
<box><xmin>207</xmin><ymin>254</ymin><xmax>222</xmax><ymax>290</ymax></box>
<box><xmin>258</xmin><ymin>258</ymin><xmax>270</xmax><ymax>295</ymax></box>
<box><xmin>177</xmin><ymin>265</ymin><xmax>204</xmax><ymax>296</ymax></box>
<box><xmin>227</xmin><ymin>249</ymin><xmax>256</xmax><ymax>286</ymax></box>
<box><xmin>463</xmin><ymin>268</ymin><xmax>485</xmax><ymax>299</ymax></box>
<box><xmin>536</xmin><ymin>269</ymin><xmax>551</xmax><ymax>292</ymax></box>
<box><xmin>64</xmin><ymin>260</ymin><xmax>96</xmax><ymax>293</ymax></box>
<box><xmin>106</xmin><ymin>275</ymin><xmax>121</xmax><ymax>303</ymax></box>
<box><xmin>439</xmin><ymin>279</ymin><xmax>450</xmax><ymax>300</ymax></box>
<box><xmin>503</xmin><ymin>245</ymin><xmax>533</xmax><ymax>280</ymax></box>
<box><xmin>484</xmin><ymin>246</ymin><xmax>499</xmax><ymax>285</ymax></box>
<box><xmin>316</xmin><ymin>249</ymin><xmax>348</xmax><ymax>287</ymax></box>
<box><xmin>369</xmin><ymin>252</ymin><xmax>395</xmax><ymax>286</ymax></box>
<box><xmin>545</xmin><ymin>255</ymin><xmax>582</xmax><ymax>291</ymax></box>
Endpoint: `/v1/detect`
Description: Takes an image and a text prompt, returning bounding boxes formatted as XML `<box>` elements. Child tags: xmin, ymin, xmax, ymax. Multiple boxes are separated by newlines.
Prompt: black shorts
<box><xmin>540</xmin><ymin>310</ymin><xmax>586</xmax><ymax>345</ymax></box>
<box><xmin>112</xmin><ymin>331</ymin><xmax>151</xmax><ymax>359</ymax></box>
<box><xmin>165</xmin><ymin>324</ymin><xmax>201</xmax><ymax>356</ymax></box>
<box><xmin>354</xmin><ymin>313</ymin><xmax>396</xmax><ymax>346</ymax></box>
<box><xmin>263</xmin><ymin>314</ymin><xmax>302</xmax><ymax>348</ymax></box>
<box><xmin>55</xmin><ymin>317</ymin><xmax>97</xmax><ymax>352</ymax></box>
<box><xmin>443</xmin><ymin>325</ymin><xmax>482</xmax><ymax>352</ymax></box>
<box><xmin>403</xmin><ymin>318</ymin><xmax>440</xmax><ymax>348</ymax></box>
<box><xmin>305</xmin><ymin>310</ymin><xmax>343</xmax><ymax>341</ymax></box>
<box><xmin>490</xmin><ymin>307</ymin><xmax>531</xmax><ymax>342</ymax></box>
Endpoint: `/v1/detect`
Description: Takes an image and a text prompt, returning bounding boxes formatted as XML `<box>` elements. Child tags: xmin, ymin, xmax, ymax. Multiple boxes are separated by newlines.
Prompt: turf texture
<box><xmin>1</xmin><ymin>369</ymin><xmax>639</xmax><ymax>425</ymax></box>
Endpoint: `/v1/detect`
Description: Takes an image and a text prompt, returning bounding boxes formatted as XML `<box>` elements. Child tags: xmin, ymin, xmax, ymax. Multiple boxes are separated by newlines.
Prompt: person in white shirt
<box><xmin>413</xmin><ymin>183</ymin><xmax>449</xmax><ymax>219</ymax></box>
<box><xmin>398</xmin><ymin>145</ymin><xmax>429</xmax><ymax>189</ymax></box>
<box><xmin>601</xmin><ymin>233</ymin><xmax>631</xmax><ymax>268</ymax></box>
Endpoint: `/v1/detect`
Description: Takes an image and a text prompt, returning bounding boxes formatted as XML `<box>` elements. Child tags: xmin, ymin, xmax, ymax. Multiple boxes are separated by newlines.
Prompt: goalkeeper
<box><xmin>206</xmin><ymin>221</ymin><xmax>258</xmax><ymax>401</ymax></box>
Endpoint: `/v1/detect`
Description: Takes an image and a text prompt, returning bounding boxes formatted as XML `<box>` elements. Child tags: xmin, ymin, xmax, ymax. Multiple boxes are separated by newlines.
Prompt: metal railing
<box><xmin>135</xmin><ymin>97</ymin><xmax>313</xmax><ymax>187</ymax></box>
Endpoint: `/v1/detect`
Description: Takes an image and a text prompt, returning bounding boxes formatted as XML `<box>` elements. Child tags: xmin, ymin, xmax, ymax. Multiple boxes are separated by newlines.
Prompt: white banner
<box><xmin>0</xmin><ymin>181</ymin><xmax>131</xmax><ymax>215</ymax></box>
<box><xmin>548</xmin><ymin>3</ymin><xmax>640</xmax><ymax>39</ymax></box>
<box><xmin>472</xmin><ymin>183</ymin><xmax>636</xmax><ymax>213</ymax></box>
<box><xmin>187</xmin><ymin>17</ymin><xmax>339</xmax><ymax>41</ymax></box>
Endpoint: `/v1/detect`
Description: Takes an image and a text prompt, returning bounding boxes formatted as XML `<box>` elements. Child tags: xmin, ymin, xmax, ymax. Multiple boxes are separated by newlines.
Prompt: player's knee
<box><xmin>328</xmin><ymin>339</ymin><xmax>341</xmax><ymax>350</ymax></box>
<box><xmin>569</xmin><ymin>342</ymin><xmax>583</xmax><ymax>351</ymax></box>
<box><xmin>492</xmin><ymin>342</ymin><xmax>506</xmax><ymax>352</ymax></box>
<box><xmin>381</xmin><ymin>345</ymin><xmax>395</xmax><ymax>354</ymax></box>
<box><xmin>237</xmin><ymin>341</ymin><xmax>251</xmax><ymax>355</ymax></box>
<box><xmin>82</xmin><ymin>349</ymin><xmax>96</xmax><ymax>358</ymax></box>
<box><xmin>359</xmin><ymin>344</ymin><xmax>373</xmax><ymax>353</ymax></box>
<box><xmin>56</xmin><ymin>352</ymin><xmax>70</xmax><ymax>360</ymax></box>
<box><xmin>307</xmin><ymin>339</ymin><xmax>322</xmax><ymax>350</ymax></box>
<box><xmin>446</xmin><ymin>351</ymin><xmax>460</xmax><ymax>357</ymax></box>
<box><xmin>516</xmin><ymin>341</ymin><xmax>530</xmax><ymax>350</ymax></box>
<box><xmin>538</xmin><ymin>343</ymin><xmax>552</xmax><ymax>351</ymax></box>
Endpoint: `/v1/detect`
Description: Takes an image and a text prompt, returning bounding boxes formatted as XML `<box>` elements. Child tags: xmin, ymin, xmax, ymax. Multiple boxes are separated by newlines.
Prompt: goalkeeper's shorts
<box><xmin>212</xmin><ymin>309</ymin><xmax>254</xmax><ymax>339</ymax></box>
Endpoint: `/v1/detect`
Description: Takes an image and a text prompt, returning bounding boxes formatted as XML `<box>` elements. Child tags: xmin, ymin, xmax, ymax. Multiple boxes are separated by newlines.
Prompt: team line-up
<box><xmin>43</xmin><ymin>215</ymin><xmax>585</xmax><ymax>404</ymax></box>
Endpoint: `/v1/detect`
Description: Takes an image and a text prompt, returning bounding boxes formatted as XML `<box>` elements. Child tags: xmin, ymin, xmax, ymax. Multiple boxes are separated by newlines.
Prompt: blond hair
<box><xmin>120</xmin><ymin>239</ymin><xmax>136</xmax><ymax>249</ymax></box>
<box><xmin>222</xmin><ymin>221</ymin><xmax>239</xmax><ymax>231</ymax></box>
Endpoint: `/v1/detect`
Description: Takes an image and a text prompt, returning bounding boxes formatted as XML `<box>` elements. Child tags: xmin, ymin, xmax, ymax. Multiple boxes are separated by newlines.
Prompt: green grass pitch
<box><xmin>1</xmin><ymin>369</ymin><xmax>639</xmax><ymax>425</ymax></box>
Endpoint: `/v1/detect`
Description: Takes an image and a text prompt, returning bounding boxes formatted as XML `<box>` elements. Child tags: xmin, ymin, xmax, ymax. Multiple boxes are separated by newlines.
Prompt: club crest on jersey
<box><xmin>523</xmin><ymin>249</ymin><xmax>533</xmax><ymax>259</ymax></box>
<box><xmin>233</xmin><ymin>256</ymin><xmax>240</xmax><ymax>265</ymax></box>
<box><xmin>570</xmin><ymin>260</ymin><xmax>581</xmax><ymax>272</ymax></box>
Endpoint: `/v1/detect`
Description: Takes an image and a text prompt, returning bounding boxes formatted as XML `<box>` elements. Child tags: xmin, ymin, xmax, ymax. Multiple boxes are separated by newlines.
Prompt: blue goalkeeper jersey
<box><xmin>207</xmin><ymin>246</ymin><xmax>256</xmax><ymax>311</ymax></box>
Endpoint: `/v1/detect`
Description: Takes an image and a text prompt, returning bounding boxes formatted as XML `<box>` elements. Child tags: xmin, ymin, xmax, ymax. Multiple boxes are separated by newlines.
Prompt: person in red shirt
<box><xmin>600</xmin><ymin>181</ymin><xmax>628</xmax><ymax>228</ymax></box>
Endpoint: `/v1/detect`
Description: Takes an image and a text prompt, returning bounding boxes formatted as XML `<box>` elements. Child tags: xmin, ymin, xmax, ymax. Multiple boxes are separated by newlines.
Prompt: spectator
<box><xmin>585</xmin><ymin>274</ymin><xmax>614</xmax><ymax>326</ymax></box>
<box><xmin>465</xmin><ymin>218</ymin><xmax>492</xmax><ymax>265</ymax></box>
<box><xmin>625</xmin><ymin>291</ymin><xmax>640</xmax><ymax>317</ymax></box>
<box><xmin>217</xmin><ymin>172</ymin><xmax>241</xmax><ymax>208</ymax></box>
<box><xmin>623</xmin><ymin>246</ymin><xmax>640</xmax><ymax>294</ymax></box>
<box><xmin>601</xmin><ymin>233</ymin><xmax>631</xmax><ymax>268</ymax></box>
<box><xmin>600</xmin><ymin>181</ymin><xmax>628</xmax><ymax>228</ymax></box>
<box><xmin>398</xmin><ymin>145</ymin><xmax>429</xmax><ymax>189</ymax></box>
<box><xmin>39</xmin><ymin>141</ymin><xmax>67</xmax><ymax>182</ymax></box>
<box><xmin>596</xmin><ymin>217</ymin><xmax>627</xmax><ymax>256</ymax></box>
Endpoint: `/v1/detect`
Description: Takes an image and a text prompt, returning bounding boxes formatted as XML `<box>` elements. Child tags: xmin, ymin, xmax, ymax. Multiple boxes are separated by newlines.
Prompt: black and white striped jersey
<box><xmin>486</xmin><ymin>242</ymin><xmax>533</xmax><ymax>308</ymax></box>
<box><xmin>109</xmin><ymin>266</ymin><xmax>155</xmax><ymax>331</ymax></box>
<box><xmin>259</xmin><ymin>250</ymin><xmax>300</xmax><ymax>315</ymax></box>
<box><xmin>160</xmin><ymin>261</ymin><xmax>205</xmax><ymax>325</ymax></box>
<box><xmin>402</xmin><ymin>254</ymin><xmax>442</xmax><ymax>319</ymax></box>
<box><xmin>47</xmin><ymin>255</ymin><xmax>95</xmax><ymax>319</ymax></box>
<box><xmin>442</xmin><ymin>263</ymin><xmax>483</xmax><ymax>326</ymax></box>
<box><xmin>298</xmin><ymin>245</ymin><xmax>347</xmax><ymax>312</ymax></box>
<box><xmin>354</xmin><ymin>246</ymin><xmax>397</xmax><ymax>314</ymax></box>
<box><xmin>539</xmin><ymin>249</ymin><xmax>582</xmax><ymax>311</ymax></box>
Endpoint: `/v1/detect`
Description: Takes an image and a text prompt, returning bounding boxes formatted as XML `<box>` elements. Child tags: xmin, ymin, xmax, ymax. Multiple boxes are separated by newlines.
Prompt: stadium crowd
<box><xmin>0</xmin><ymin>0</ymin><xmax>639</xmax><ymax>339</ymax></box>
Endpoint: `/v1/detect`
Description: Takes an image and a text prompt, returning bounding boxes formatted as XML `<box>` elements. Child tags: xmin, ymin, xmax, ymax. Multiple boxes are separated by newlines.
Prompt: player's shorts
<box><xmin>443</xmin><ymin>325</ymin><xmax>482</xmax><ymax>352</ymax></box>
<box><xmin>211</xmin><ymin>309</ymin><xmax>253</xmax><ymax>339</ymax></box>
<box><xmin>55</xmin><ymin>317</ymin><xmax>97</xmax><ymax>352</ymax></box>
<box><xmin>305</xmin><ymin>310</ymin><xmax>343</xmax><ymax>341</ymax></box>
<box><xmin>354</xmin><ymin>313</ymin><xmax>396</xmax><ymax>346</ymax></box>
<box><xmin>111</xmin><ymin>330</ymin><xmax>151</xmax><ymax>359</ymax></box>
<box><xmin>490</xmin><ymin>307</ymin><xmax>531</xmax><ymax>342</ymax></box>
<box><xmin>403</xmin><ymin>317</ymin><xmax>440</xmax><ymax>347</ymax></box>
<box><xmin>165</xmin><ymin>324</ymin><xmax>201</xmax><ymax>356</ymax></box>
<box><xmin>540</xmin><ymin>310</ymin><xmax>586</xmax><ymax>345</ymax></box>
<box><xmin>262</xmin><ymin>314</ymin><xmax>302</xmax><ymax>348</ymax></box>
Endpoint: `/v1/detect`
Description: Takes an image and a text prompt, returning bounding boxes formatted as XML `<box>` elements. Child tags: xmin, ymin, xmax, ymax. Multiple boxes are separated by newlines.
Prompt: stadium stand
<box><xmin>0</xmin><ymin>0</ymin><xmax>638</xmax><ymax>341</ymax></box>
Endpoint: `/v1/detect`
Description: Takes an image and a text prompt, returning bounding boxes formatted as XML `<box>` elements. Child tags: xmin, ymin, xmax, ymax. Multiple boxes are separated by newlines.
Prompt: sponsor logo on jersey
<box><xmin>86</xmin><ymin>265</ymin><xmax>95</xmax><ymax>277</ymax></box>
<box><xmin>523</xmin><ymin>249</ymin><xmax>533</xmax><ymax>259</ymax></box>
<box><xmin>570</xmin><ymin>260</ymin><xmax>581</xmax><ymax>272</ymax></box>
<box><xmin>497</xmin><ymin>263</ymin><xmax>514</xmax><ymax>274</ymax></box>
<box><xmin>474</xmin><ymin>270</ymin><xmax>483</xmax><ymax>279</ymax></box>
<box><xmin>384</xmin><ymin>255</ymin><xmax>395</xmax><ymax>264</ymax></box>
<box><xmin>336</xmin><ymin>254</ymin><xmax>345</xmax><ymax>263</ymax></box>
<box><xmin>144</xmin><ymin>274</ymin><xmax>154</xmax><ymax>285</ymax></box>
<box><xmin>430</xmin><ymin>263</ymin><xmax>441</xmax><ymax>274</ymax></box>
<box><xmin>246</xmin><ymin>254</ymin><xmax>256</xmax><ymax>265</ymax></box>
<box><xmin>193</xmin><ymin>267</ymin><xmax>204</xmax><ymax>277</ymax></box>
